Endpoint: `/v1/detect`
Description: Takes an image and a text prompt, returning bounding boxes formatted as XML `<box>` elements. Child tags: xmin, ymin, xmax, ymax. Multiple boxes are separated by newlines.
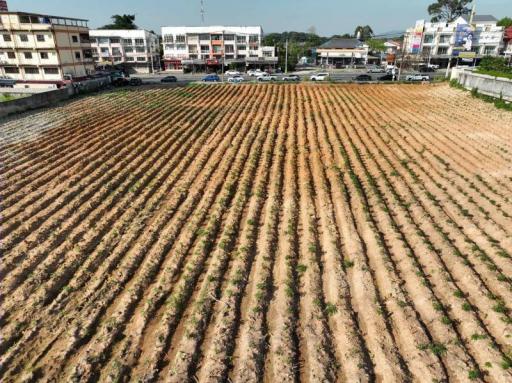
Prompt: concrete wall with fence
<box><xmin>451</xmin><ymin>67</ymin><xmax>512</xmax><ymax>101</ymax></box>
<box><xmin>0</xmin><ymin>77</ymin><xmax>111</xmax><ymax>118</ymax></box>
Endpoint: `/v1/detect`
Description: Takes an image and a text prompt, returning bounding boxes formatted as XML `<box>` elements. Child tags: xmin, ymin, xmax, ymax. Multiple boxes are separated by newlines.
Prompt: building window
<box><xmin>135</xmin><ymin>38</ymin><xmax>144</xmax><ymax>46</ymax></box>
<box><xmin>98</xmin><ymin>37</ymin><xmax>109</xmax><ymax>44</ymax></box>
<box><xmin>112</xmin><ymin>48</ymin><xmax>121</xmax><ymax>55</ymax></box>
<box><xmin>249</xmin><ymin>35</ymin><xmax>259</xmax><ymax>43</ymax></box>
<box><xmin>225</xmin><ymin>45</ymin><xmax>234</xmax><ymax>53</ymax></box>
<box><xmin>75</xmin><ymin>52</ymin><xmax>81</xmax><ymax>59</ymax></box>
<box><xmin>7</xmin><ymin>52</ymin><xmax>15</xmax><ymax>59</ymax></box>
<box><xmin>3</xmin><ymin>34</ymin><xmax>12</xmax><ymax>42</ymax></box>
<box><xmin>122</xmin><ymin>38</ymin><xmax>132</xmax><ymax>45</ymax></box>
<box><xmin>189</xmin><ymin>45</ymin><xmax>198</xmax><ymax>53</ymax></box>
<box><xmin>236</xmin><ymin>35</ymin><xmax>246</xmax><ymax>43</ymax></box>
<box><xmin>40</xmin><ymin>52</ymin><xmax>49</xmax><ymax>59</ymax></box>
<box><xmin>19</xmin><ymin>34</ymin><xmax>29</xmax><ymax>42</ymax></box>
<box><xmin>263</xmin><ymin>50</ymin><xmax>273</xmax><ymax>57</ymax></box>
<box><xmin>135</xmin><ymin>46</ymin><xmax>145</xmax><ymax>53</ymax></box>
<box><xmin>83</xmin><ymin>49</ymin><xmax>93</xmax><ymax>59</ymax></box>
<box><xmin>110</xmin><ymin>38</ymin><xmax>120</xmax><ymax>44</ymax></box>
<box><xmin>211</xmin><ymin>34</ymin><xmax>222</xmax><ymax>41</ymax></box>
<box><xmin>175</xmin><ymin>35</ymin><xmax>186</xmax><ymax>43</ymax></box>
<box><xmin>80</xmin><ymin>34</ymin><xmax>90</xmax><ymax>43</ymax></box>
<box><xmin>484</xmin><ymin>46</ymin><xmax>496</xmax><ymax>55</ymax></box>
<box><xmin>200</xmin><ymin>45</ymin><xmax>210</xmax><ymax>53</ymax></box>
<box><xmin>237</xmin><ymin>45</ymin><xmax>246</xmax><ymax>51</ymax></box>
<box><xmin>44</xmin><ymin>67</ymin><xmax>59</xmax><ymax>74</ymax></box>
<box><xmin>25</xmin><ymin>67</ymin><xmax>40</xmax><ymax>74</ymax></box>
<box><xmin>437</xmin><ymin>47</ymin><xmax>448</xmax><ymax>55</ymax></box>
<box><xmin>212</xmin><ymin>45</ymin><xmax>221</xmax><ymax>53</ymax></box>
<box><xmin>90</xmin><ymin>37</ymin><xmax>97</xmax><ymax>43</ymax></box>
<box><xmin>176</xmin><ymin>44</ymin><xmax>186</xmax><ymax>50</ymax></box>
<box><xmin>24</xmin><ymin>52</ymin><xmax>33</xmax><ymax>59</ymax></box>
<box><xmin>164</xmin><ymin>34</ymin><xmax>174</xmax><ymax>43</ymax></box>
<box><xmin>37</xmin><ymin>34</ymin><xmax>45</xmax><ymax>42</ymax></box>
<box><xmin>4</xmin><ymin>67</ymin><xmax>19</xmax><ymax>74</ymax></box>
<box><xmin>224</xmin><ymin>34</ymin><xmax>235</xmax><ymax>41</ymax></box>
<box><xmin>125</xmin><ymin>47</ymin><xmax>133</xmax><ymax>53</ymax></box>
<box><xmin>136</xmin><ymin>57</ymin><xmax>146</xmax><ymax>61</ymax></box>
<box><xmin>19</xmin><ymin>15</ymin><xmax>31</xmax><ymax>23</ymax></box>
<box><xmin>72</xmin><ymin>35</ymin><xmax>79</xmax><ymax>43</ymax></box>
<box><xmin>126</xmin><ymin>57</ymin><xmax>135</xmax><ymax>61</ymax></box>
<box><xmin>199</xmin><ymin>34</ymin><xmax>210</xmax><ymax>41</ymax></box>
<box><xmin>423</xmin><ymin>34</ymin><xmax>434</xmax><ymax>44</ymax></box>
<box><xmin>100</xmin><ymin>47</ymin><xmax>109</xmax><ymax>53</ymax></box>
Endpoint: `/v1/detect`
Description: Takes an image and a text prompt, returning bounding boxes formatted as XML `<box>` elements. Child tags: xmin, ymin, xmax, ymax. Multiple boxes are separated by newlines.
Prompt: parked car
<box><xmin>202</xmin><ymin>74</ymin><xmax>220</xmax><ymax>82</ymax></box>
<box><xmin>354</xmin><ymin>74</ymin><xmax>372</xmax><ymax>82</ymax></box>
<box><xmin>257</xmin><ymin>73</ymin><xmax>278</xmax><ymax>82</ymax></box>
<box><xmin>161</xmin><ymin>75</ymin><xmax>178</xmax><ymax>83</ymax></box>
<box><xmin>129</xmin><ymin>77</ymin><xmax>143</xmax><ymax>86</ymax></box>
<box><xmin>378</xmin><ymin>74</ymin><xmax>395</xmax><ymax>81</ymax></box>
<box><xmin>310</xmin><ymin>72</ymin><xmax>329</xmax><ymax>81</ymax></box>
<box><xmin>405</xmin><ymin>73</ymin><xmax>430</xmax><ymax>82</ymax></box>
<box><xmin>282</xmin><ymin>74</ymin><xmax>300</xmax><ymax>81</ymax></box>
<box><xmin>386</xmin><ymin>64</ymin><xmax>397</xmax><ymax>71</ymax></box>
<box><xmin>426</xmin><ymin>63</ymin><xmax>439</xmax><ymax>69</ymax></box>
<box><xmin>0</xmin><ymin>75</ymin><xmax>16</xmax><ymax>87</ymax></box>
<box><xmin>228</xmin><ymin>75</ymin><xmax>245</xmax><ymax>83</ymax></box>
<box><xmin>112</xmin><ymin>75</ymin><xmax>129</xmax><ymax>86</ymax></box>
<box><xmin>419</xmin><ymin>66</ymin><xmax>436</xmax><ymax>73</ymax></box>
<box><xmin>225</xmin><ymin>70</ymin><xmax>241</xmax><ymax>76</ymax></box>
<box><xmin>367</xmin><ymin>66</ymin><xmax>386</xmax><ymax>73</ymax></box>
<box><xmin>247</xmin><ymin>69</ymin><xmax>266</xmax><ymax>77</ymax></box>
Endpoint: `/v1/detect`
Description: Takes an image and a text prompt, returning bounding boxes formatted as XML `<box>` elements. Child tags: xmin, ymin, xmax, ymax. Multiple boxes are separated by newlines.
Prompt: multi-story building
<box><xmin>504</xmin><ymin>26</ymin><xmax>512</xmax><ymax>58</ymax></box>
<box><xmin>405</xmin><ymin>14</ymin><xmax>505</xmax><ymax>67</ymax></box>
<box><xmin>0</xmin><ymin>11</ymin><xmax>94</xmax><ymax>88</ymax></box>
<box><xmin>161</xmin><ymin>26</ymin><xmax>277</xmax><ymax>72</ymax></box>
<box><xmin>316</xmin><ymin>38</ymin><xmax>369</xmax><ymax>67</ymax></box>
<box><xmin>89</xmin><ymin>29</ymin><xmax>160</xmax><ymax>74</ymax></box>
<box><xmin>0</xmin><ymin>1</ymin><xmax>8</xmax><ymax>12</ymax></box>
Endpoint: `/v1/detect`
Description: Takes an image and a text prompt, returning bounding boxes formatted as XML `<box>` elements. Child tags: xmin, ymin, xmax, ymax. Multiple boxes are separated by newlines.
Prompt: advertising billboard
<box><xmin>453</xmin><ymin>24</ymin><xmax>474</xmax><ymax>57</ymax></box>
<box><xmin>410</xmin><ymin>20</ymin><xmax>424</xmax><ymax>54</ymax></box>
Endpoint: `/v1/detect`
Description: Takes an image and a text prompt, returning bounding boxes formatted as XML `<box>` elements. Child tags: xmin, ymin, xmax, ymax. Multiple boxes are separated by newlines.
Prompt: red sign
<box><xmin>0</xmin><ymin>1</ymin><xmax>8</xmax><ymax>11</ymax></box>
<box><xmin>206</xmin><ymin>59</ymin><xmax>219</xmax><ymax>65</ymax></box>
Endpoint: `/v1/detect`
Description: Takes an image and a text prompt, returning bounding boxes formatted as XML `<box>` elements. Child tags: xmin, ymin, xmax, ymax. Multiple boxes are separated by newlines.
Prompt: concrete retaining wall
<box><xmin>451</xmin><ymin>68</ymin><xmax>512</xmax><ymax>101</ymax></box>
<box><xmin>0</xmin><ymin>77</ymin><xmax>111</xmax><ymax>118</ymax></box>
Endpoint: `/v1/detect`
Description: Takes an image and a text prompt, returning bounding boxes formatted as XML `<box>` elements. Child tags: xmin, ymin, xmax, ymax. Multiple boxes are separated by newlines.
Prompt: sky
<box><xmin>10</xmin><ymin>0</ymin><xmax>511</xmax><ymax>36</ymax></box>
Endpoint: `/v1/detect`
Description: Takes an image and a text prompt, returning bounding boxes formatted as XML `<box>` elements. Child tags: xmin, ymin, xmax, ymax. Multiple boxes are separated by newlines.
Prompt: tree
<box><xmin>100</xmin><ymin>14</ymin><xmax>138</xmax><ymax>30</ymax></box>
<box><xmin>367</xmin><ymin>39</ymin><xmax>386</xmax><ymax>53</ymax></box>
<box><xmin>354</xmin><ymin>25</ymin><xmax>374</xmax><ymax>40</ymax></box>
<box><xmin>497</xmin><ymin>17</ymin><xmax>512</xmax><ymax>28</ymax></box>
<box><xmin>427</xmin><ymin>0</ymin><xmax>471</xmax><ymax>22</ymax></box>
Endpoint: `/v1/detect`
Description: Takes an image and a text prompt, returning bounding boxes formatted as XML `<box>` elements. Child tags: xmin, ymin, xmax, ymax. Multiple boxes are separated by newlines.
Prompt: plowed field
<box><xmin>1</xmin><ymin>84</ymin><xmax>512</xmax><ymax>382</ymax></box>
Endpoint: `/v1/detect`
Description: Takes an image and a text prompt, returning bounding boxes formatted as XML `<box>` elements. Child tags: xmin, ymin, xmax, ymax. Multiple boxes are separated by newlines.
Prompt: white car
<box><xmin>228</xmin><ymin>75</ymin><xmax>244</xmax><ymax>83</ymax></box>
<box><xmin>367</xmin><ymin>66</ymin><xmax>386</xmax><ymax>73</ymax></box>
<box><xmin>405</xmin><ymin>73</ymin><xmax>430</xmax><ymax>82</ymax></box>
<box><xmin>310</xmin><ymin>72</ymin><xmax>329</xmax><ymax>81</ymax></box>
<box><xmin>257</xmin><ymin>73</ymin><xmax>277</xmax><ymax>82</ymax></box>
<box><xmin>225</xmin><ymin>70</ymin><xmax>241</xmax><ymax>76</ymax></box>
<box><xmin>247</xmin><ymin>69</ymin><xmax>266</xmax><ymax>77</ymax></box>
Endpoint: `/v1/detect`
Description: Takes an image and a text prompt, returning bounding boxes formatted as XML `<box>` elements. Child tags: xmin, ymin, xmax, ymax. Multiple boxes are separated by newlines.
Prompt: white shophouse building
<box><xmin>0</xmin><ymin>11</ymin><xmax>94</xmax><ymax>88</ymax></box>
<box><xmin>89</xmin><ymin>29</ymin><xmax>160</xmax><ymax>74</ymax></box>
<box><xmin>405</xmin><ymin>15</ymin><xmax>505</xmax><ymax>67</ymax></box>
<box><xmin>161</xmin><ymin>25</ymin><xmax>277</xmax><ymax>71</ymax></box>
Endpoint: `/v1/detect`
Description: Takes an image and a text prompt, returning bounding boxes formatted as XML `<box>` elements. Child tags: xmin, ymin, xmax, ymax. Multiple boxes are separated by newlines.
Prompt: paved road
<box><xmin>132</xmin><ymin>70</ymin><xmax>447</xmax><ymax>84</ymax></box>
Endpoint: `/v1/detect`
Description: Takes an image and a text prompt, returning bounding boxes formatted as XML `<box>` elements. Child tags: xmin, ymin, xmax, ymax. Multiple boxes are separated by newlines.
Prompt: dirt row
<box><xmin>1</xmin><ymin>83</ymin><xmax>511</xmax><ymax>382</ymax></box>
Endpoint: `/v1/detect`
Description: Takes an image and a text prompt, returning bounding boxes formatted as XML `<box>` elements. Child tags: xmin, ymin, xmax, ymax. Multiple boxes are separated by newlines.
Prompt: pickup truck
<box><xmin>310</xmin><ymin>72</ymin><xmax>329</xmax><ymax>81</ymax></box>
<box><xmin>257</xmin><ymin>73</ymin><xmax>277</xmax><ymax>82</ymax></box>
<box><xmin>405</xmin><ymin>73</ymin><xmax>430</xmax><ymax>82</ymax></box>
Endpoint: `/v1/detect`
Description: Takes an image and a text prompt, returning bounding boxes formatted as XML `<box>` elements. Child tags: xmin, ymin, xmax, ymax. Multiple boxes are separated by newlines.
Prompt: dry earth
<box><xmin>1</xmin><ymin>83</ymin><xmax>512</xmax><ymax>382</ymax></box>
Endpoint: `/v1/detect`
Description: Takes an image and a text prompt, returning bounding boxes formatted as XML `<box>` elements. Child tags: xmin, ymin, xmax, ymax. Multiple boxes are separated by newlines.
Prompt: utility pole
<box><xmin>200</xmin><ymin>0</ymin><xmax>206</xmax><ymax>25</ymax></box>
<box><xmin>285</xmin><ymin>39</ymin><xmax>288</xmax><ymax>73</ymax></box>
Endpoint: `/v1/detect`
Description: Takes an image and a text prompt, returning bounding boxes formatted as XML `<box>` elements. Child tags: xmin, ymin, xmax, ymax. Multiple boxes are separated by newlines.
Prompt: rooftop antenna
<box><xmin>200</xmin><ymin>0</ymin><xmax>206</xmax><ymax>25</ymax></box>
